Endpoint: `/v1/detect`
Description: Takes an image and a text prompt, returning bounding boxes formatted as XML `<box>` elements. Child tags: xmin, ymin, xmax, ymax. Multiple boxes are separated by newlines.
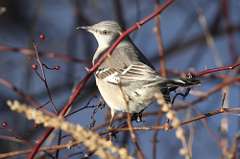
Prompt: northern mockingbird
<box><xmin>79</xmin><ymin>21</ymin><xmax>199</xmax><ymax>122</ymax></box>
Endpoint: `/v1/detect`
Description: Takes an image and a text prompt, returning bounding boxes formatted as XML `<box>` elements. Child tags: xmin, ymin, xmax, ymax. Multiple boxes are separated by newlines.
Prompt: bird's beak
<box><xmin>76</xmin><ymin>26</ymin><xmax>91</xmax><ymax>31</ymax></box>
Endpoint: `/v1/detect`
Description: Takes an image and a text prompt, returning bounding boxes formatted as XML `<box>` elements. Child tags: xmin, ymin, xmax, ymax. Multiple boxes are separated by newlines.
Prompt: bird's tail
<box><xmin>164</xmin><ymin>75</ymin><xmax>201</xmax><ymax>92</ymax></box>
<box><xmin>159</xmin><ymin>76</ymin><xmax>200</xmax><ymax>103</ymax></box>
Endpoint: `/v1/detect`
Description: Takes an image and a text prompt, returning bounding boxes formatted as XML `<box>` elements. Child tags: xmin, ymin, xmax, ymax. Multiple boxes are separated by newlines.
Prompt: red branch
<box><xmin>27</xmin><ymin>0</ymin><xmax>175</xmax><ymax>158</ymax></box>
<box><xmin>195</xmin><ymin>62</ymin><xmax>240</xmax><ymax>77</ymax></box>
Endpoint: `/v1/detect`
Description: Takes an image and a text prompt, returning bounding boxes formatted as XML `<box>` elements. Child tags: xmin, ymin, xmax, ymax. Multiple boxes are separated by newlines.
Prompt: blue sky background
<box><xmin>0</xmin><ymin>0</ymin><xmax>239</xmax><ymax>158</ymax></box>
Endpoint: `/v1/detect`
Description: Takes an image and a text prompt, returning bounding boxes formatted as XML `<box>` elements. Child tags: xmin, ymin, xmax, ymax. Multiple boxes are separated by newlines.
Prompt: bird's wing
<box><xmin>96</xmin><ymin>62</ymin><xmax>164</xmax><ymax>85</ymax></box>
<box><xmin>95</xmin><ymin>40</ymin><xmax>164</xmax><ymax>85</ymax></box>
<box><xmin>126</xmin><ymin>37</ymin><xmax>155</xmax><ymax>69</ymax></box>
<box><xmin>95</xmin><ymin>67</ymin><xmax>121</xmax><ymax>84</ymax></box>
<box><xmin>119</xmin><ymin>62</ymin><xmax>160</xmax><ymax>81</ymax></box>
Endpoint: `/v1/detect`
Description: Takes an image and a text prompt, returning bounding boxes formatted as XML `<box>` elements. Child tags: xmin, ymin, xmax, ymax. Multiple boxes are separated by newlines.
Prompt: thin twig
<box><xmin>0</xmin><ymin>141</ymin><xmax>80</xmax><ymax>159</ymax></box>
<box><xmin>176</xmin><ymin>77</ymin><xmax>240</xmax><ymax>110</ymax></box>
<box><xmin>196</xmin><ymin>7</ymin><xmax>223</xmax><ymax>67</ymax></box>
<box><xmin>55</xmin><ymin>130</ymin><xmax>62</xmax><ymax>159</ymax></box>
<box><xmin>0</xmin><ymin>44</ymin><xmax>88</xmax><ymax>64</ymax></box>
<box><xmin>154</xmin><ymin>5</ymin><xmax>167</xmax><ymax>76</ymax></box>
<box><xmin>105</xmin><ymin>107</ymin><xmax>239</xmax><ymax>133</ymax></box>
<box><xmin>0</xmin><ymin>78</ymin><xmax>39</xmax><ymax>106</ymax></box>
<box><xmin>33</xmin><ymin>43</ymin><xmax>58</xmax><ymax>113</ymax></box>
<box><xmin>0</xmin><ymin>135</ymin><xmax>28</xmax><ymax>144</ymax></box>
<box><xmin>127</xmin><ymin>113</ymin><xmax>145</xmax><ymax>159</ymax></box>
<box><xmin>152</xmin><ymin>1</ymin><xmax>167</xmax><ymax>158</ymax></box>
<box><xmin>221</xmin><ymin>0</ymin><xmax>238</xmax><ymax>62</ymax></box>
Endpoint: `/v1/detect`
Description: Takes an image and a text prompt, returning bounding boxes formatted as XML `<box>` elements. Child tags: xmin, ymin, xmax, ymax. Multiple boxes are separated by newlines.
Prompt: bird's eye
<box><xmin>186</xmin><ymin>72</ymin><xmax>196</xmax><ymax>80</ymax></box>
<box><xmin>102</xmin><ymin>30</ymin><xmax>108</xmax><ymax>35</ymax></box>
<box><xmin>186</xmin><ymin>73</ymin><xmax>192</xmax><ymax>79</ymax></box>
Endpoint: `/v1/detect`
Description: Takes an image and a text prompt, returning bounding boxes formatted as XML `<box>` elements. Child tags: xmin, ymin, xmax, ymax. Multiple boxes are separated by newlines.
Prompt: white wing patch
<box><xmin>104</xmin><ymin>72</ymin><xmax>120</xmax><ymax>84</ymax></box>
<box><xmin>96</xmin><ymin>67</ymin><xmax>121</xmax><ymax>84</ymax></box>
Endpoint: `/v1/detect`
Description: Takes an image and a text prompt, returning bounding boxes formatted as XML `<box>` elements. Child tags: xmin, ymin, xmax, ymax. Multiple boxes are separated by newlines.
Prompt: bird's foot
<box><xmin>131</xmin><ymin>110</ymin><xmax>144</xmax><ymax>123</ymax></box>
<box><xmin>107</xmin><ymin>125</ymin><xmax>117</xmax><ymax>140</ymax></box>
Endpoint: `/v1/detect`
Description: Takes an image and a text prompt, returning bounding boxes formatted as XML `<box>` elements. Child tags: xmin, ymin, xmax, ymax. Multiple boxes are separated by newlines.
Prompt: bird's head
<box><xmin>78</xmin><ymin>21</ymin><xmax>122</xmax><ymax>47</ymax></box>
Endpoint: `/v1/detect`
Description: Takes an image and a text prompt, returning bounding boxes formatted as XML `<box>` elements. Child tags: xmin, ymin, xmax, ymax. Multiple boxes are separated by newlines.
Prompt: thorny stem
<box><xmin>27</xmin><ymin>1</ymin><xmax>175</xmax><ymax>158</ymax></box>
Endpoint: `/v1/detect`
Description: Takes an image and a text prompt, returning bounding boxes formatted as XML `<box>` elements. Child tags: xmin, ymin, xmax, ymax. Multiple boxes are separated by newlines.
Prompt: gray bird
<box><xmin>79</xmin><ymin>21</ymin><xmax>199</xmax><ymax>123</ymax></box>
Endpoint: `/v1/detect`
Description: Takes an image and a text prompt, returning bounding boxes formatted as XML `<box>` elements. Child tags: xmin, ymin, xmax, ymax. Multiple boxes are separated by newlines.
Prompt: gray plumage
<box><xmin>80</xmin><ymin>21</ymin><xmax>199</xmax><ymax>117</ymax></box>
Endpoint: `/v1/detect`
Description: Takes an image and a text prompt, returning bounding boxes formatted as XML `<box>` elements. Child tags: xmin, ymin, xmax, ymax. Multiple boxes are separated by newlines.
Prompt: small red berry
<box><xmin>39</xmin><ymin>33</ymin><xmax>46</xmax><ymax>40</ymax></box>
<box><xmin>1</xmin><ymin>122</ymin><xmax>8</xmax><ymax>128</ymax></box>
<box><xmin>32</xmin><ymin>64</ymin><xmax>38</xmax><ymax>70</ymax></box>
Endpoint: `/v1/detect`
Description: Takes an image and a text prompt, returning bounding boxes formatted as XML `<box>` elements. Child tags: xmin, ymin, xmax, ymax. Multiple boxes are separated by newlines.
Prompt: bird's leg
<box><xmin>108</xmin><ymin>109</ymin><xmax>115</xmax><ymax>128</ymax></box>
<box><xmin>107</xmin><ymin>110</ymin><xmax>116</xmax><ymax>140</ymax></box>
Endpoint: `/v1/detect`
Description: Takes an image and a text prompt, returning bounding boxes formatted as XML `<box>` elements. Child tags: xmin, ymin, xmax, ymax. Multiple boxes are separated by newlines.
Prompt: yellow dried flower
<box><xmin>154</xmin><ymin>93</ymin><xmax>191</xmax><ymax>159</ymax></box>
<box><xmin>176</xmin><ymin>127</ymin><xmax>184</xmax><ymax>140</ymax></box>
<box><xmin>161</xmin><ymin>104</ymin><xmax>170</xmax><ymax>112</ymax></box>
<box><xmin>166</xmin><ymin>111</ymin><xmax>175</xmax><ymax>120</ymax></box>
<box><xmin>179</xmin><ymin>148</ymin><xmax>188</xmax><ymax>156</ymax></box>
<box><xmin>6</xmin><ymin>100</ymin><xmax>132</xmax><ymax>159</ymax></box>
